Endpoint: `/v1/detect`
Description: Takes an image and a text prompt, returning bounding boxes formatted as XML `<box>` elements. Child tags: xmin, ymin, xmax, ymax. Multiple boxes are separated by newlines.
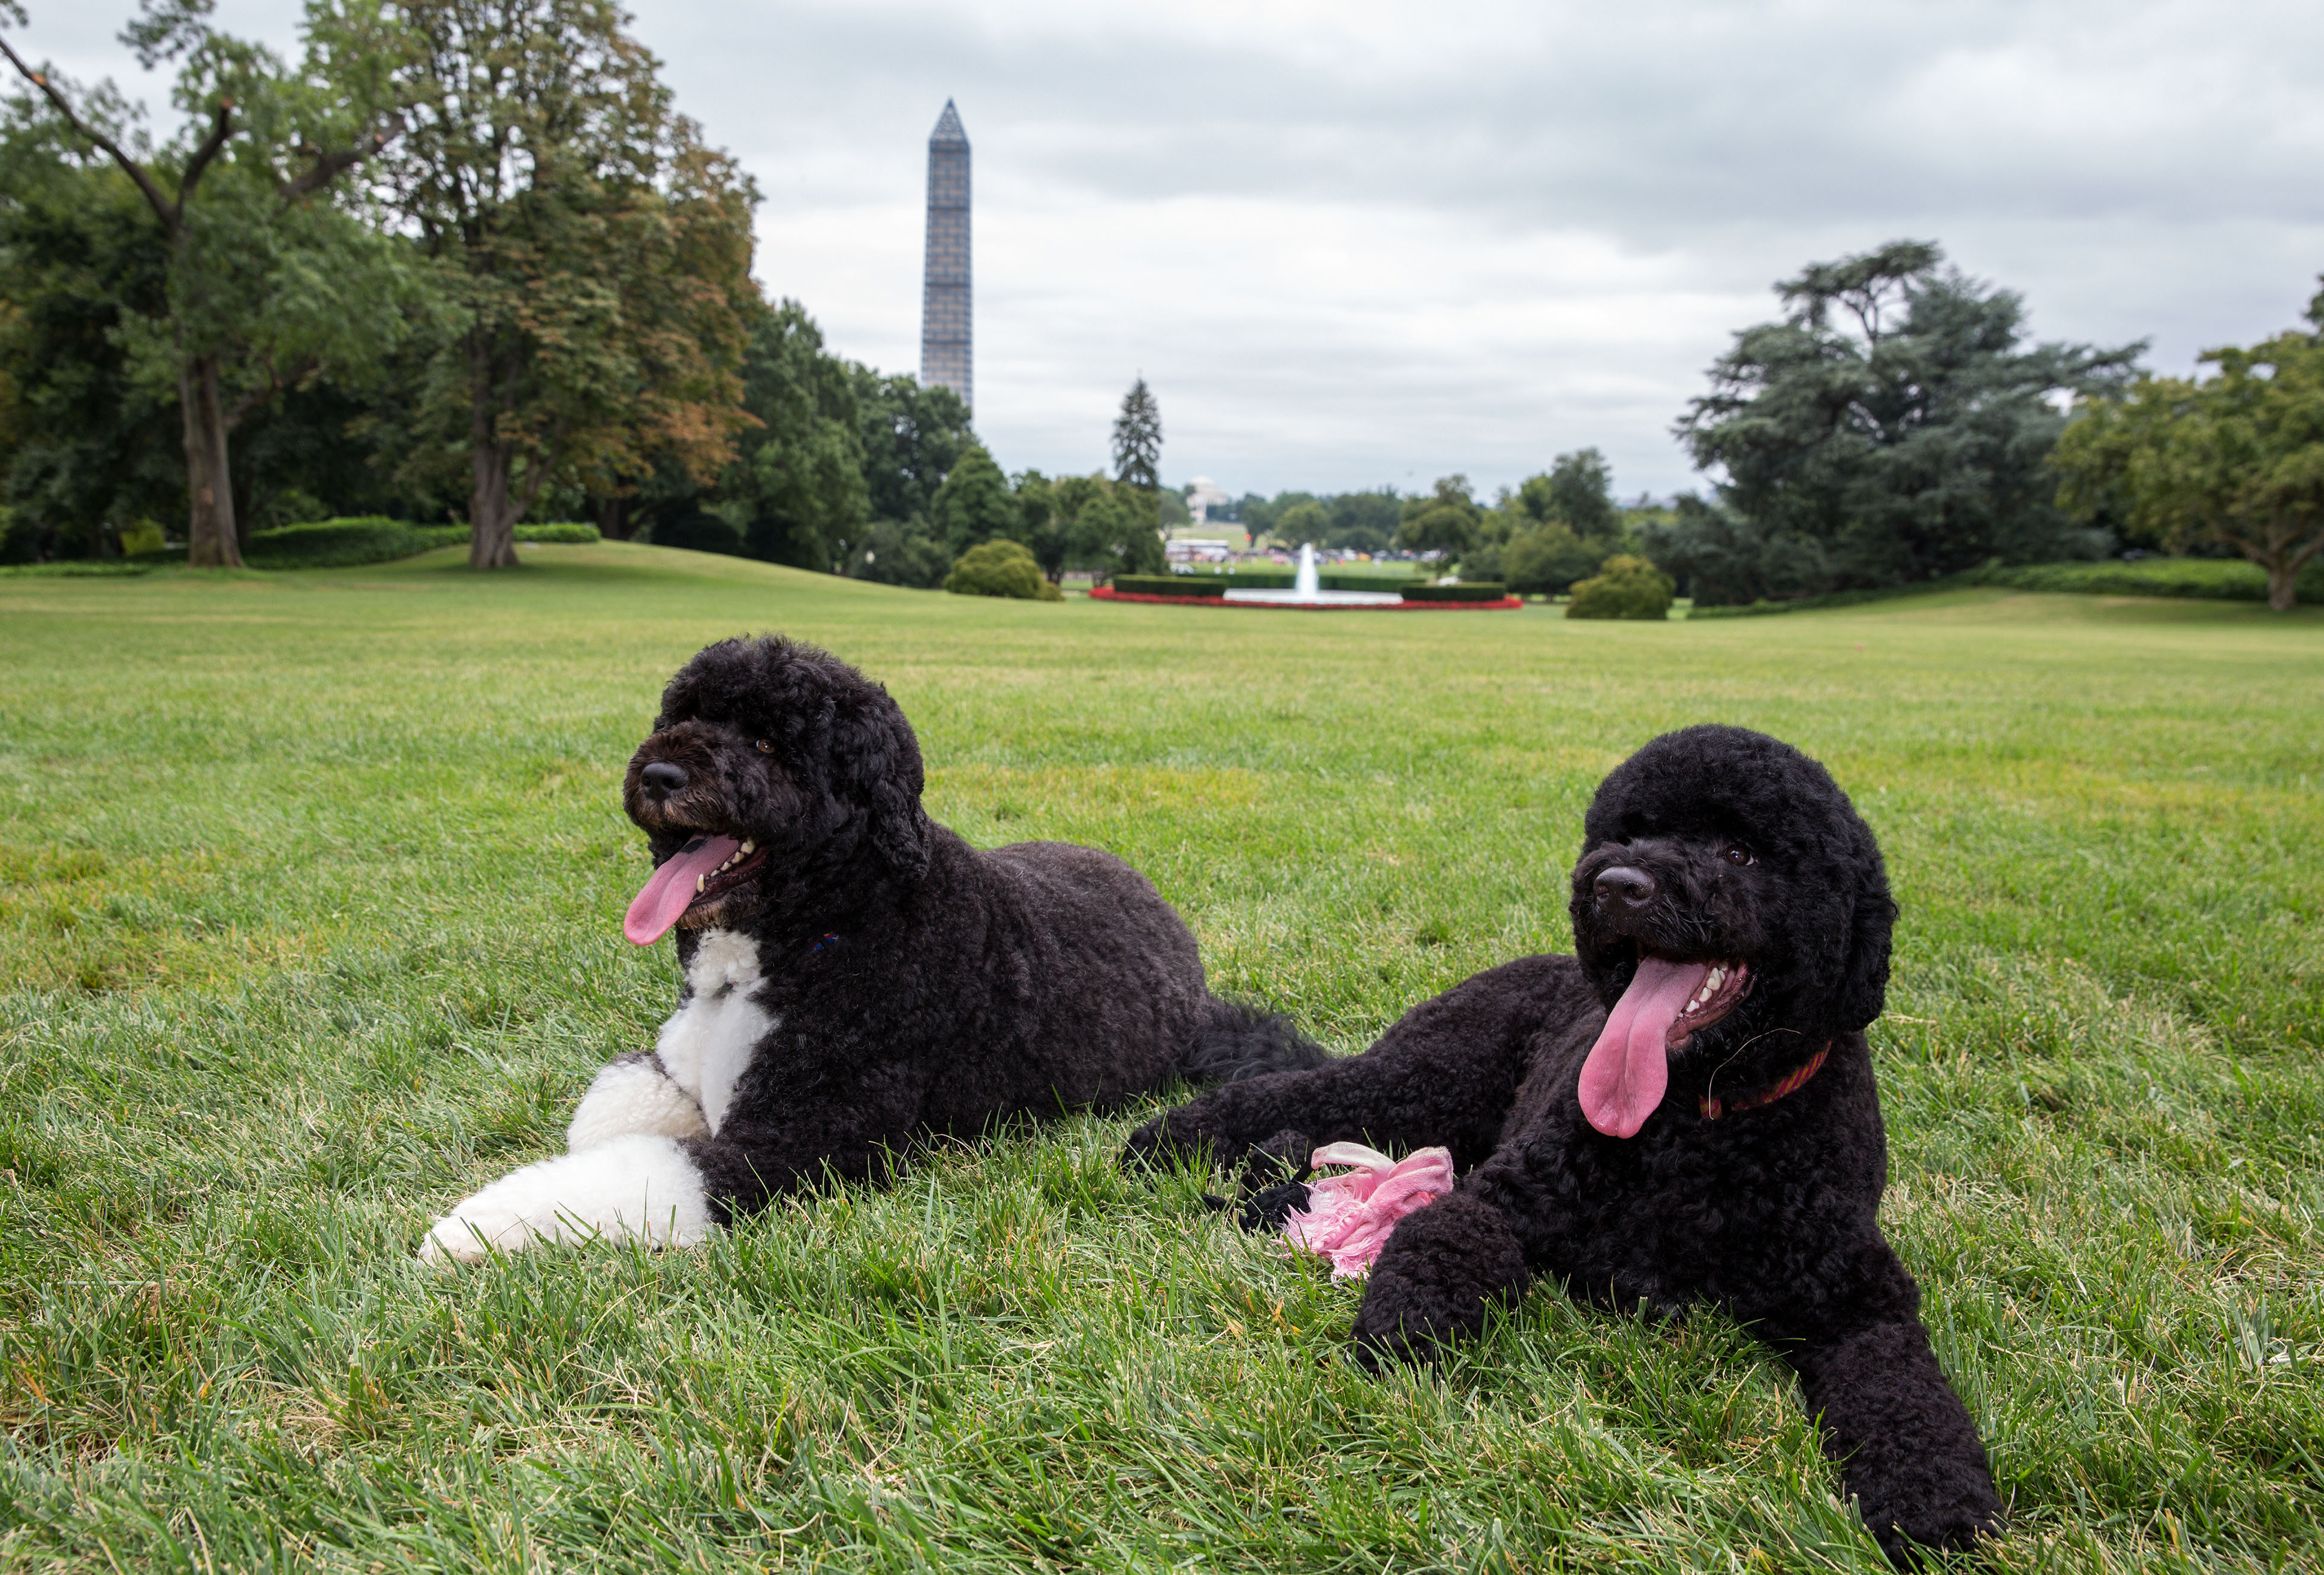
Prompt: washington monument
<box><xmin>920</xmin><ymin>101</ymin><xmax>971</xmax><ymax>410</ymax></box>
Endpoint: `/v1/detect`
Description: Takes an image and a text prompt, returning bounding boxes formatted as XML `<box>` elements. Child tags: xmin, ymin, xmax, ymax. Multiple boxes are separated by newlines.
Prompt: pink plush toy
<box><xmin>1281</xmin><ymin>1142</ymin><xmax>1457</xmax><ymax>1278</ymax></box>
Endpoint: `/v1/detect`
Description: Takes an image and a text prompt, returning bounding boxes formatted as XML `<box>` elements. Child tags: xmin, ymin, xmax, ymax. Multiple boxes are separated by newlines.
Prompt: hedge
<box><xmin>1975</xmin><ymin>557</ymin><xmax>2324</xmax><ymax>602</ymax></box>
<box><xmin>242</xmin><ymin>518</ymin><xmax>598</xmax><ymax>569</ymax></box>
<box><xmin>1113</xmin><ymin>576</ymin><xmax>1224</xmax><ymax>597</ymax></box>
<box><xmin>1684</xmin><ymin>578</ymin><xmax>1980</xmax><ymax>619</ymax></box>
<box><xmin>1165</xmin><ymin>567</ymin><xmax>1426</xmax><ymax>591</ymax></box>
<box><xmin>0</xmin><ymin>560</ymin><xmax>156</xmax><ymax>579</ymax></box>
<box><xmin>238</xmin><ymin>519</ymin><xmax>460</xmax><ymax>568</ymax></box>
<box><xmin>1399</xmin><ymin>582</ymin><xmax>1507</xmax><ymax>602</ymax></box>
<box><xmin>1688</xmin><ymin>556</ymin><xmax>2324</xmax><ymax>618</ymax></box>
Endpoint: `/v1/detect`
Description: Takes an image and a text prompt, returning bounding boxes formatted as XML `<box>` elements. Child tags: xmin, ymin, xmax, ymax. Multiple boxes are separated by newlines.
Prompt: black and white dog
<box><xmin>1127</xmin><ymin>727</ymin><xmax>2004</xmax><ymax>1563</ymax></box>
<box><xmin>422</xmin><ymin>635</ymin><xmax>1318</xmax><ymax>1263</ymax></box>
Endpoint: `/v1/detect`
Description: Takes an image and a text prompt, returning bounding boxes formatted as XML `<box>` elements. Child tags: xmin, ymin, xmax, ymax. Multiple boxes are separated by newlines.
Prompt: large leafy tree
<box><xmin>929</xmin><ymin>441</ymin><xmax>1015</xmax><ymax>555</ymax></box>
<box><xmin>722</xmin><ymin>299</ymin><xmax>868</xmax><ymax>570</ymax></box>
<box><xmin>851</xmin><ymin>368</ymin><xmax>971</xmax><ymax>525</ymax></box>
<box><xmin>1322</xmin><ymin>489</ymin><xmax>1398</xmax><ymax>553</ymax></box>
<box><xmin>1274</xmin><ymin>497</ymin><xmax>1326</xmax><ymax>546</ymax></box>
<box><xmin>1397</xmin><ymin>474</ymin><xmax>1480</xmax><ymax>556</ymax></box>
<box><xmin>1473</xmin><ymin>448</ymin><xmax>1628</xmax><ymax>592</ymax></box>
<box><xmin>0</xmin><ymin>128</ymin><xmax>176</xmax><ymax>559</ymax></box>
<box><xmin>0</xmin><ymin>0</ymin><xmax>411</xmax><ymax>567</ymax></box>
<box><xmin>1053</xmin><ymin>472</ymin><xmax>1161</xmax><ymax>583</ymax></box>
<box><xmin>2054</xmin><ymin>287</ymin><xmax>2324</xmax><ymax>610</ymax></box>
<box><xmin>1666</xmin><ymin>240</ymin><xmax>2142</xmax><ymax>602</ymax></box>
<box><xmin>339</xmin><ymin>0</ymin><xmax>756</xmax><ymax>567</ymax></box>
<box><xmin>1536</xmin><ymin>447</ymin><xmax>1618</xmax><ymax>541</ymax></box>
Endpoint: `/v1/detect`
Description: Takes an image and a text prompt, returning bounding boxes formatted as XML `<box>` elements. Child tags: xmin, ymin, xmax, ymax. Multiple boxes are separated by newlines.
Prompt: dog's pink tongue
<box><xmin>1578</xmin><ymin>956</ymin><xmax>1709</xmax><ymax>1139</ymax></box>
<box><xmin>623</xmin><ymin>835</ymin><xmax>740</xmax><ymax>946</ymax></box>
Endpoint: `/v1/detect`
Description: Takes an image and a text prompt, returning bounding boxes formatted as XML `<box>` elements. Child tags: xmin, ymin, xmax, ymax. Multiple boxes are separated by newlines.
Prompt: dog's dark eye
<box><xmin>754</xmin><ymin>739</ymin><xmax>775</xmax><ymax>755</ymax></box>
<box><xmin>1723</xmin><ymin>844</ymin><xmax>1754</xmax><ymax>866</ymax></box>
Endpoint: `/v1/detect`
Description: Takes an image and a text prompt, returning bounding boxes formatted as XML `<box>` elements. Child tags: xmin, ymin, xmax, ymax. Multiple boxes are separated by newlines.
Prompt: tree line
<box><xmin>4</xmin><ymin>9</ymin><xmax>2313</xmax><ymax>605</ymax></box>
<box><xmin>1226</xmin><ymin>244</ymin><xmax>2322</xmax><ymax>613</ymax></box>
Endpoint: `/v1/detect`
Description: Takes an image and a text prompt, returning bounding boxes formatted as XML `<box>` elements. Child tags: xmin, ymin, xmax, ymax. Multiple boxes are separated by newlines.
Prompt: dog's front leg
<box><xmin>565</xmin><ymin>1050</ymin><xmax>708</xmax><ymax>1151</ymax></box>
<box><xmin>1347</xmin><ymin>1185</ymin><xmax>1531</xmax><ymax>1368</ymax></box>
<box><xmin>419</xmin><ymin>1133</ymin><xmax>715</xmax><ymax>1263</ymax></box>
<box><xmin>1763</xmin><ymin>1238</ymin><xmax>2004</xmax><ymax>1565</ymax></box>
<box><xmin>1125</xmin><ymin>981</ymin><xmax>1542</xmax><ymax>1179</ymax></box>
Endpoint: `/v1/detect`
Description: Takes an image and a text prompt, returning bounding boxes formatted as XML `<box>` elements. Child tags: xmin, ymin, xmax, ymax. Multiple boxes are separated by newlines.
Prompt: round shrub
<box><xmin>1566</xmin><ymin>555</ymin><xmax>1675</xmax><ymax>620</ymax></box>
<box><xmin>945</xmin><ymin>538</ymin><xmax>1062</xmax><ymax>601</ymax></box>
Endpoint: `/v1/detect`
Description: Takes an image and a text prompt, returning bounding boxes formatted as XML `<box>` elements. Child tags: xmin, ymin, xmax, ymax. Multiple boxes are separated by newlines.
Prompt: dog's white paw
<box><xmin>417</xmin><ymin>1134</ymin><xmax>714</xmax><ymax>1264</ymax></box>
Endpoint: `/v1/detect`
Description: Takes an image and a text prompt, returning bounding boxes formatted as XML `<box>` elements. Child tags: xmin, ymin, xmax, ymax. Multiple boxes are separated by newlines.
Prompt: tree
<box><xmin>1638</xmin><ymin>495</ymin><xmax>1829</xmax><ymax>606</ymax></box>
<box><xmin>350</xmin><ymin>0</ymin><xmax>755</xmax><ymax>567</ymax></box>
<box><xmin>1323</xmin><ymin>489</ymin><xmax>1398</xmax><ymax>553</ymax></box>
<box><xmin>1007</xmin><ymin>468</ymin><xmax>1073</xmax><ymax>581</ymax></box>
<box><xmin>1275</xmin><ymin>497</ymin><xmax>1327</xmax><ymax>545</ymax></box>
<box><xmin>852</xmin><ymin>368</ymin><xmax>971</xmax><ymax>525</ymax></box>
<box><xmin>1474</xmin><ymin>449</ymin><xmax>1630</xmax><ymax>592</ymax></box>
<box><xmin>1397</xmin><ymin>474</ymin><xmax>1480</xmax><ymax>556</ymax></box>
<box><xmin>723</xmin><ymin>299</ymin><xmax>867</xmax><ymax>570</ymax></box>
<box><xmin>2054</xmin><ymin>289</ymin><xmax>2324</xmax><ymax>611</ymax></box>
<box><xmin>1537</xmin><ymin>448</ymin><xmax>1618</xmax><ymax>541</ymax></box>
<box><xmin>1112</xmin><ymin>377</ymin><xmax>1161</xmax><ymax>493</ymax></box>
<box><xmin>0</xmin><ymin>126</ymin><xmax>176</xmax><ymax>559</ymax></box>
<box><xmin>1054</xmin><ymin>472</ymin><xmax>1162</xmax><ymax>583</ymax></box>
<box><xmin>1669</xmin><ymin>240</ymin><xmax>2143</xmax><ymax>602</ymax></box>
<box><xmin>929</xmin><ymin>441</ymin><xmax>1015</xmax><ymax>554</ymax></box>
<box><xmin>1</xmin><ymin>0</ymin><xmax>410</xmax><ymax>567</ymax></box>
<box><xmin>844</xmin><ymin>516</ymin><xmax>949</xmax><ymax>588</ymax></box>
<box><xmin>1501</xmin><ymin>522</ymin><xmax>1606</xmax><ymax>596</ymax></box>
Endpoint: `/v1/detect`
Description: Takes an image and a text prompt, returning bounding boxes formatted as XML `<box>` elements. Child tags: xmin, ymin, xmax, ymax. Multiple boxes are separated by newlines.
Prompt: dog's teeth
<box><xmin>739</xmin><ymin>839</ymin><xmax>755</xmax><ymax>854</ymax></box>
<box><xmin>695</xmin><ymin>875</ymin><xmax>706</xmax><ymax>893</ymax></box>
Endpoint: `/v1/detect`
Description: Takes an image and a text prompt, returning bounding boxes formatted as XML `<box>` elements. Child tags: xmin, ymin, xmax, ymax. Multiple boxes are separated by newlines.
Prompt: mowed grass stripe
<box><xmin>0</xmin><ymin>541</ymin><xmax>2318</xmax><ymax>1571</ymax></box>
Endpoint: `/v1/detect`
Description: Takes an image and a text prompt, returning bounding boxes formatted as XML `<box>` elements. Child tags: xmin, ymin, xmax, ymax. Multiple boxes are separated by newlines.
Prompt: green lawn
<box><xmin>2</xmin><ymin>542</ymin><xmax>2320</xmax><ymax>1572</ymax></box>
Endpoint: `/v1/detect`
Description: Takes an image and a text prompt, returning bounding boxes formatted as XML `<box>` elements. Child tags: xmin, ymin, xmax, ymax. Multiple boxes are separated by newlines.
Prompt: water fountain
<box><xmin>1223</xmin><ymin>543</ymin><xmax>1404</xmax><ymax>607</ymax></box>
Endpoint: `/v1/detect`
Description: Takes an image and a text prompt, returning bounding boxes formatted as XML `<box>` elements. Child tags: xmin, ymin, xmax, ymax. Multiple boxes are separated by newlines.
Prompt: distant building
<box><xmin>921</xmin><ymin>101</ymin><xmax>971</xmax><ymax>410</ymax></box>
<box><xmin>1184</xmin><ymin>477</ymin><xmax>1232</xmax><ymax>526</ymax></box>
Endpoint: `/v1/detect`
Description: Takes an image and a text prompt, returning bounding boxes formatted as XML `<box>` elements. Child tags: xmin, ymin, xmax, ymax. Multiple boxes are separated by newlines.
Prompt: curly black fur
<box><xmin>627</xmin><ymin>635</ymin><xmax>1324</xmax><ymax>1212</ymax></box>
<box><xmin>1125</xmin><ymin>725</ymin><xmax>2003</xmax><ymax>1564</ymax></box>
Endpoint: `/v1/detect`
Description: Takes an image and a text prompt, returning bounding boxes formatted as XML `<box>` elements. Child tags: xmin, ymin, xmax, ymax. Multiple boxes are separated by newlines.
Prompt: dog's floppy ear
<box><xmin>830</xmin><ymin>684</ymin><xmax>931</xmax><ymax>883</ymax></box>
<box><xmin>1835</xmin><ymin>831</ymin><xmax>1896</xmax><ymax>1032</ymax></box>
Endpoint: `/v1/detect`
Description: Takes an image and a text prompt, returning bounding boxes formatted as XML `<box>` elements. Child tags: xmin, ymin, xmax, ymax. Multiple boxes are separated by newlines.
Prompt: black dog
<box><xmin>424</xmin><ymin>634</ymin><xmax>1317</xmax><ymax>1263</ymax></box>
<box><xmin>1126</xmin><ymin>725</ymin><xmax>2002</xmax><ymax>1562</ymax></box>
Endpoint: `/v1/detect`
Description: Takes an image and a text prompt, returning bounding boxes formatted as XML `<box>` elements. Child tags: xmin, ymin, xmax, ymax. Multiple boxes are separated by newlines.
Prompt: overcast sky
<box><xmin>15</xmin><ymin>1</ymin><xmax>2324</xmax><ymax>500</ymax></box>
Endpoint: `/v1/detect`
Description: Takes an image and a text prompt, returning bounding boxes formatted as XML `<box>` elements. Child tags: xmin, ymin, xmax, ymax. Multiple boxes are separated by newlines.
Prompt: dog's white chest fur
<box><xmin>654</xmin><ymin>929</ymin><xmax>775</xmax><ymax>1136</ymax></box>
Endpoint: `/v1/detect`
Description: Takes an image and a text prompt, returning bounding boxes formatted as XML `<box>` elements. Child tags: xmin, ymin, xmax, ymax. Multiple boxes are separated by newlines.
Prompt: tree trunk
<box><xmin>181</xmin><ymin>355</ymin><xmax>242</xmax><ymax>569</ymax></box>
<box><xmin>467</xmin><ymin>343</ymin><xmax>520</xmax><ymax>568</ymax></box>
<box><xmin>469</xmin><ymin>438</ymin><xmax>520</xmax><ymax>568</ymax></box>
<box><xmin>2267</xmin><ymin>562</ymin><xmax>2297</xmax><ymax>611</ymax></box>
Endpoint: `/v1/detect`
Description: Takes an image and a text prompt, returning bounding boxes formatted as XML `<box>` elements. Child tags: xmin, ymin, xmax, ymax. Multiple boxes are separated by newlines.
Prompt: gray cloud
<box><xmin>17</xmin><ymin>0</ymin><xmax>2323</xmax><ymax>498</ymax></box>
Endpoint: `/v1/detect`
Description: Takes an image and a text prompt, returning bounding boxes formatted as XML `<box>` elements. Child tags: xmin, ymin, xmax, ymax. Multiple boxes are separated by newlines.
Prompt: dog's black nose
<box><xmin>1593</xmin><ymin>866</ymin><xmax>1656</xmax><ymax>913</ymax></box>
<box><xmin>640</xmin><ymin>761</ymin><xmax>688</xmax><ymax>799</ymax></box>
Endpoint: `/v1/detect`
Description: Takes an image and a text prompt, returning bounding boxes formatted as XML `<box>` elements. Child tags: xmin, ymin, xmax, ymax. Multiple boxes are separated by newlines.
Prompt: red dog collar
<box><xmin>1699</xmin><ymin>1043</ymin><xmax>1830</xmax><ymax>1120</ymax></box>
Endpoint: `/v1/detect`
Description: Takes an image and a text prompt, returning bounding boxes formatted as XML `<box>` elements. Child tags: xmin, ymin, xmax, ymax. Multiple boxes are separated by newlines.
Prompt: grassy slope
<box><xmin>1</xmin><ymin>543</ymin><xmax>2319</xmax><ymax>1571</ymax></box>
